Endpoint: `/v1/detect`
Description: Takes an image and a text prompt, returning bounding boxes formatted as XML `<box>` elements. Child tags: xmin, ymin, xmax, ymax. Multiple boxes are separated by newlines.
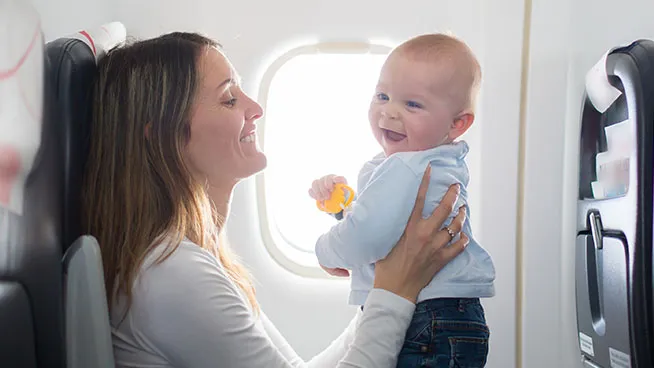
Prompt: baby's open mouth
<box><xmin>382</xmin><ymin>129</ymin><xmax>407</xmax><ymax>142</ymax></box>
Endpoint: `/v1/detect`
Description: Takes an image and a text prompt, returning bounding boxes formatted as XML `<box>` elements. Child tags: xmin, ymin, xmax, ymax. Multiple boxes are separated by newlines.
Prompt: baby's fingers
<box><xmin>311</xmin><ymin>175</ymin><xmax>346</xmax><ymax>201</ymax></box>
<box><xmin>332</xmin><ymin>175</ymin><xmax>347</xmax><ymax>185</ymax></box>
<box><xmin>311</xmin><ymin>179</ymin><xmax>330</xmax><ymax>200</ymax></box>
<box><xmin>318</xmin><ymin>176</ymin><xmax>336</xmax><ymax>198</ymax></box>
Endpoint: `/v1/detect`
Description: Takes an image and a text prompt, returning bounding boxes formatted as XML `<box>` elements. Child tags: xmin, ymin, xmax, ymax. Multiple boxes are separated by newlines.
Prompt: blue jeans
<box><xmin>396</xmin><ymin>298</ymin><xmax>490</xmax><ymax>368</ymax></box>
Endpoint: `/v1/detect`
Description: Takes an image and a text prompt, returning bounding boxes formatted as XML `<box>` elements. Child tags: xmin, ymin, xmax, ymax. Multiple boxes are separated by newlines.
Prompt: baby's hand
<box><xmin>320</xmin><ymin>264</ymin><xmax>350</xmax><ymax>277</ymax></box>
<box><xmin>308</xmin><ymin>174</ymin><xmax>347</xmax><ymax>201</ymax></box>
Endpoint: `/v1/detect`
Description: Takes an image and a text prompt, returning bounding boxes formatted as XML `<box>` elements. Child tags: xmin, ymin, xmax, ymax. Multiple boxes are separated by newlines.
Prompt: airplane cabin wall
<box><xmin>30</xmin><ymin>0</ymin><xmax>113</xmax><ymax>41</ymax></box>
<box><xmin>523</xmin><ymin>0</ymin><xmax>654</xmax><ymax>367</ymax></box>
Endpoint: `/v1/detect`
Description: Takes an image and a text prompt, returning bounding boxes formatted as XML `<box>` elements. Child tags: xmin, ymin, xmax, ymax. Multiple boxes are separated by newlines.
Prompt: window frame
<box><xmin>255</xmin><ymin>42</ymin><xmax>392</xmax><ymax>278</ymax></box>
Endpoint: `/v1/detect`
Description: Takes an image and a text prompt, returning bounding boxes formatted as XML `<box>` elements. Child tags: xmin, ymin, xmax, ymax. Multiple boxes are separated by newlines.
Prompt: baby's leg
<box><xmin>396</xmin><ymin>298</ymin><xmax>490</xmax><ymax>368</ymax></box>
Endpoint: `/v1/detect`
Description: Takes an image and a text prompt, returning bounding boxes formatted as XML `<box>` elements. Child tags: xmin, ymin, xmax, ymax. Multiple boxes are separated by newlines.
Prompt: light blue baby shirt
<box><xmin>315</xmin><ymin>141</ymin><xmax>496</xmax><ymax>305</ymax></box>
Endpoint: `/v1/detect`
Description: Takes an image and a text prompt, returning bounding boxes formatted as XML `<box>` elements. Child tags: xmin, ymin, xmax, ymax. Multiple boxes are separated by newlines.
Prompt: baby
<box><xmin>309</xmin><ymin>33</ymin><xmax>495</xmax><ymax>367</ymax></box>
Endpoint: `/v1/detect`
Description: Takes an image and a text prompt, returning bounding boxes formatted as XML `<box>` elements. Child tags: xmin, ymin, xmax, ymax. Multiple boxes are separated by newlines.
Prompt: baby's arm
<box><xmin>314</xmin><ymin>157</ymin><xmax>424</xmax><ymax>270</ymax></box>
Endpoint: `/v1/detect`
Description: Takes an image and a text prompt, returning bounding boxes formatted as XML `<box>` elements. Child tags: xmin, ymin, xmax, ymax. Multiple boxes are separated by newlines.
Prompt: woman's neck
<box><xmin>207</xmin><ymin>182</ymin><xmax>235</xmax><ymax>221</ymax></box>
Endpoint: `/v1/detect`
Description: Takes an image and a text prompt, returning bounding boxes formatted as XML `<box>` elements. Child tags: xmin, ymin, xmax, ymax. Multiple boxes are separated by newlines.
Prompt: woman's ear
<box><xmin>144</xmin><ymin>123</ymin><xmax>151</xmax><ymax>139</ymax></box>
<box><xmin>449</xmin><ymin>113</ymin><xmax>475</xmax><ymax>140</ymax></box>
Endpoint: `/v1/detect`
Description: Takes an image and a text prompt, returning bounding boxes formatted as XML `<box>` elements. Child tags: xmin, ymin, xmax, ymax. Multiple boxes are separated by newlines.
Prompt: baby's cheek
<box><xmin>408</xmin><ymin>127</ymin><xmax>441</xmax><ymax>150</ymax></box>
<box><xmin>369</xmin><ymin>125</ymin><xmax>383</xmax><ymax>144</ymax></box>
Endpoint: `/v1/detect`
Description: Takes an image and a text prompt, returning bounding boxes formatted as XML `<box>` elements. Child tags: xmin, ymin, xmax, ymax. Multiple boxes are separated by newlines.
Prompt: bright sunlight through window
<box><xmin>258</xmin><ymin>47</ymin><xmax>389</xmax><ymax>274</ymax></box>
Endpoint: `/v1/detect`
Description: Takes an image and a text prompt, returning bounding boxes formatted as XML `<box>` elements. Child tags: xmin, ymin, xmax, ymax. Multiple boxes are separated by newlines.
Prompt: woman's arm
<box><xmin>133</xmin><ymin>242</ymin><xmax>417</xmax><ymax>368</ymax></box>
<box><xmin>261</xmin><ymin>289</ymin><xmax>415</xmax><ymax>368</ymax></box>
<box><xmin>336</xmin><ymin>289</ymin><xmax>415</xmax><ymax>367</ymax></box>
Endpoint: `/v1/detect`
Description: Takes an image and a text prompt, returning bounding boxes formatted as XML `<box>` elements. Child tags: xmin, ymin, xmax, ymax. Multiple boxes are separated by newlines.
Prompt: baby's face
<box><xmin>368</xmin><ymin>54</ymin><xmax>461</xmax><ymax>156</ymax></box>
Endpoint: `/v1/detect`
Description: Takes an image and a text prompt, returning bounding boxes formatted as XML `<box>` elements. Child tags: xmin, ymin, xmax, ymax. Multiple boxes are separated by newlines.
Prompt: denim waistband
<box><xmin>361</xmin><ymin>297</ymin><xmax>480</xmax><ymax>313</ymax></box>
<box><xmin>414</xmin><ymin>297</ymin><xmax>480</xmax><ymax>313</ymax></box>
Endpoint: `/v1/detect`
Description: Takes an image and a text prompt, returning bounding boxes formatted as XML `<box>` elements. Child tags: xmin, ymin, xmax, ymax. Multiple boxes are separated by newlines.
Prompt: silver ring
<box><xmin>444</xmin><ymin>226</ymin><xmax>455</xmax><ymax>240</ymax></box>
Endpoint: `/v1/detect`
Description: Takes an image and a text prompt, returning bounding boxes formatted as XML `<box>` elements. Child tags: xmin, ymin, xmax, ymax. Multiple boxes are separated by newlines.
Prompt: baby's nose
<box><xmin>381</xmin><ymin>105</ymin><xmax>399</xmax><ymax>120</ymax></box>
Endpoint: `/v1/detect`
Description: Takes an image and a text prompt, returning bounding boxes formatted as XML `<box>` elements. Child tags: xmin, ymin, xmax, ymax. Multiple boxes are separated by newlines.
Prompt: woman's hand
<box><xmin>373</xmin><ymin>166</ymin><xmax>469</xmax><ymax>303</ymax></box>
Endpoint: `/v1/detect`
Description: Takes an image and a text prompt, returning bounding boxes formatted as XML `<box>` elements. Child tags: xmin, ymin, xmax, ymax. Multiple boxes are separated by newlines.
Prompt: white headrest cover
<box><xmin>69</xmin><ymin>22</ymin><xmax>127</xmax><ymax>62</ymax></box>
<box><xmin>0</xmin><ymin>0</ymin><xmax>43</xmax><ymax>216</ymax></box>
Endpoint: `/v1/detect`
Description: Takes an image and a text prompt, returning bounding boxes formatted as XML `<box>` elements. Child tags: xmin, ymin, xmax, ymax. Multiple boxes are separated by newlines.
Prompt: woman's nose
<box><xmin>246</xmin><ymin>97</ymin><xmax>264</xmax><ymax>121</ymax></box>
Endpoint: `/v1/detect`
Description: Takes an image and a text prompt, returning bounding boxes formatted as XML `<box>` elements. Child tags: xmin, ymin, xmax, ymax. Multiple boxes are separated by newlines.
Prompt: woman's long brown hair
<box><xmin>82</xmin><ymin>32</ymin><xmax>258</xmax><ymax>314</ymax></box>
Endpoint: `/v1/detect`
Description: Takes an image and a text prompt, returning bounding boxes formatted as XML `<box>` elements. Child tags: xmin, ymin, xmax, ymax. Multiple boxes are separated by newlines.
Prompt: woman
<box><xmin>82</xmin><ymin>32</ymin><xmax>469</xmax><ymax>367</ymax></box>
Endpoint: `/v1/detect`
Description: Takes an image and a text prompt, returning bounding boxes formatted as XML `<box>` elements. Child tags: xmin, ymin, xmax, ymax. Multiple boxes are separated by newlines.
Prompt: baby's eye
<box><xmin>375</xmin><ymin>92</ymin><xmax>389</xmax><ymax>101</ymax></box>
<box><xmin>406</xmin><ymin>100</ymin><xmax>423</xmax><ymax>109</ymax></box>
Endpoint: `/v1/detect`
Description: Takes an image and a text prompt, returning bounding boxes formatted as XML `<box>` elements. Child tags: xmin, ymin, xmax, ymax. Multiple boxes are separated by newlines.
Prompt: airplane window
<box><xmin>257</xmin><ymin>46</ymin><xmax>389</xmax><ymax>276</ymax></box>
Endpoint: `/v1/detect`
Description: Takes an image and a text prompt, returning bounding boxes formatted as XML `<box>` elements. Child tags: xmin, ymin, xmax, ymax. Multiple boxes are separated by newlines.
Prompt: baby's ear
<box><xmin>449</xmin><ymin>113</ymin><xmax>475</xmax><ymax>140</ymax></box>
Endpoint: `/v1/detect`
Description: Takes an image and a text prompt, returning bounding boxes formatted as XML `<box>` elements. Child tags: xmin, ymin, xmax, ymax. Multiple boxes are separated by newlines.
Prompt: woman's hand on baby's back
<box><xmin>373</xmin><ymin>167</ymin><xmax>469</xmax><ymax>303</ymax></box>
<box><xmin>308</xmin><ymin>174</ymin><xmax>347</xmax><ymax>201</ymax></box>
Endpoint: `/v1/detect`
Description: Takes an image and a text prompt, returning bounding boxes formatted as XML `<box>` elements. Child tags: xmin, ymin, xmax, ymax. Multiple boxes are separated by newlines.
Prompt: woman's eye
<box><xmin>223</xmin><ymin>98</ymin><xmax>237</xmax><ymax>107</ymax></box>
<box><xmin>375</xmin><ymin>92</ymin><xmax>389</xmax><ymax>101</ymax></box>
<box><xmin>406</xmin><ymin>100</ymin><xmax>423</xmax><ymax>109</ymax></box>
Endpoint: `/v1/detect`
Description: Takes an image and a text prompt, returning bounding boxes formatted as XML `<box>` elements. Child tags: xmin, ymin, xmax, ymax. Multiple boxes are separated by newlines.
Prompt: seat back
<box><xmin>0</xmin><ymin>1</ymin><xmax>63</xmax><ymax>366</ymax></box>
<box><xmin>63</xmin><ymin>236</ymin><xmax>115</xmax><ymax>368</ymax></box>
<box><xmin>44</xmin><ymin>22</ymin><xmax>126</xmax><ymax>250</ymax></box>
<box><xmin>576</xmin><ymin>40</ymin><xmax>654</xmax><ymax>368</ymax></box>
<box><xmin>44</xmin><ymin>22</ymin><xmax>126</xmax><ymax>368</ymax></box>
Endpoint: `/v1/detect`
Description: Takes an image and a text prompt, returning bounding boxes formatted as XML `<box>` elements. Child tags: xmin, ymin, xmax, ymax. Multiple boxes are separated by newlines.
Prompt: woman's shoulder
<box><xmin>111</xmin><ymin>238</ymin><xmax>262</xmax><ymax>367</ymax></box>
<box><xmin>143</xmin><ymin>237</ymin><xmax>219</xmax><ymax>270</ymax></box>
<box><xmin>112</xmin><ymin>238</ymin><xmax>244</xmax><ymax>327</ymax></box>
<box><xmin>139</xmin><ymin>238</ymin><xmax>229</xmax><ymax>285</ymax></box>
<box><xmin>128</xmin><ymin>238</ymin><xmax>237</xmax><ymax>309</ymax></box>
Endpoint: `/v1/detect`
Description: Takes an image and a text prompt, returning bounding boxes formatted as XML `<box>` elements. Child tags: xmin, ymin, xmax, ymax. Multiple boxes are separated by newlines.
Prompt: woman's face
<box><xmin>185</xmin><ymin>47</ymin><xmax>266</xmax><ymax>189</ymax></box>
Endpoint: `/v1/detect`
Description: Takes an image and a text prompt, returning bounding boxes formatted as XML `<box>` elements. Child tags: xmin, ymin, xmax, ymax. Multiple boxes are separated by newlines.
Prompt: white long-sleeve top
<box><xmin>110</xmin><ymin>238</ymin><xmax>415</xmax><ymax>367</ymax></box>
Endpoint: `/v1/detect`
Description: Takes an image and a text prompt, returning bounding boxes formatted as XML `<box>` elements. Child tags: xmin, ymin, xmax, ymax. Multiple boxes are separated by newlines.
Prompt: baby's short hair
<box><xmin>392</xmin><ymin>33</ymin><xmax>482</xmax><ymax>113</ymax></box>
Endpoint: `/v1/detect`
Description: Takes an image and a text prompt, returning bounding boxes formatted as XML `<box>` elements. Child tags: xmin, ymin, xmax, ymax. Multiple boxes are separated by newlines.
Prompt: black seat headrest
<box><xmin>45</xmin><ymin>22</ymin><xmax>126</xmax><ymax>248</ymax></box>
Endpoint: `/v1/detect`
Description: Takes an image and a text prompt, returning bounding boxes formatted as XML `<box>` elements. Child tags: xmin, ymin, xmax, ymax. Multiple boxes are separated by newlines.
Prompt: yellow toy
<box><xmin>316</xmin><ymin>183</ymin><xmax>355</xmax><ymax>217</ymax></box>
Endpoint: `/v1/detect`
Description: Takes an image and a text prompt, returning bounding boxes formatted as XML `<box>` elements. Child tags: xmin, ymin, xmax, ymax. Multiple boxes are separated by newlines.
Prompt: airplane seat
<box><xmin>1</xmin><ymin>2</ymin><xmax>127</xmax><ymax>364</ymax></box>
<box><xmin>0</xmin><ymin>1</ymin><xmax>60</xmax><ymax>366</ymax></box>
<box><xmin>44</xmin><ymin>22</ymin><xmax>127</xmax><ymax>368</ymax></box>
